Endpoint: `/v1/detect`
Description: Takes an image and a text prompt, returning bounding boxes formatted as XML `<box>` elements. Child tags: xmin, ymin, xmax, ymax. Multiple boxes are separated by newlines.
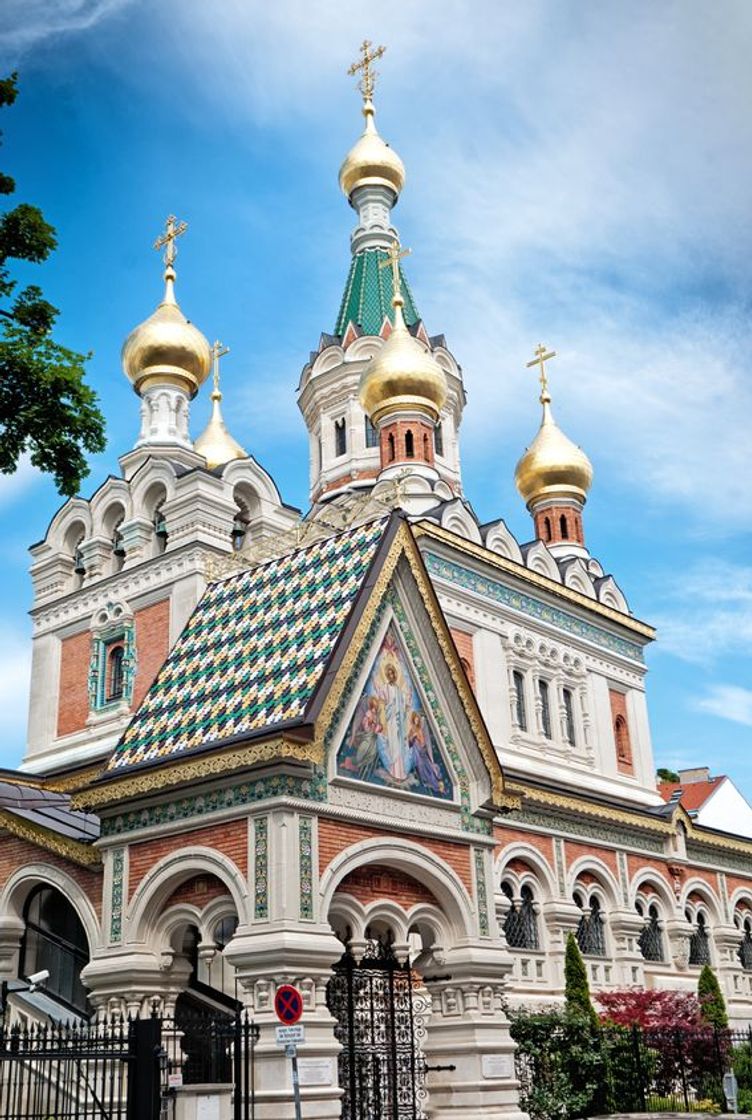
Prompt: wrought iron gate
<box><xmin>326</xmin><ymin>939</ymin><xmax>428</xmax><ymax>1120</ymax></box>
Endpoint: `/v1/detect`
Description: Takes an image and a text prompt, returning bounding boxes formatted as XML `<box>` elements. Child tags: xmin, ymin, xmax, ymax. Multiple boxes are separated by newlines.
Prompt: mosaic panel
<box><xmin>299</xmin><ymin>817</ymin><xmax>314</xmax><ymax>920</ymax></box>
<box><xmin>254</xmin><ymin>816</ymin><xmax>268</xmax><ymax>920</ymax></box>
<box><xmin>110</xmin><ymin>847</ymin><xmax>124</xmax><ymax>942</ymax></box>
<box><xmin>424</xmin><ymin>552</ymin><xmax>644</xmax><ymax>663</ymax></box>
<box><xmin>474</xmin><ymin>848</ymin><xmax>490</xmax><ymax>936</ymax></box>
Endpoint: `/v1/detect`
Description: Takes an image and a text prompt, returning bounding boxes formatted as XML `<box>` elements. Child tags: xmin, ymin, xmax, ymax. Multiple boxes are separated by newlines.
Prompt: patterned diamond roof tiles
<box><xmin>335</xmin><ymin>249</ymin><xmax>419</xmax><ymax>337</ymax></box>
<box><xmin>107</xmin><ymin>517</ymin><xmax>390</xmax><ymax>773</ymax></box>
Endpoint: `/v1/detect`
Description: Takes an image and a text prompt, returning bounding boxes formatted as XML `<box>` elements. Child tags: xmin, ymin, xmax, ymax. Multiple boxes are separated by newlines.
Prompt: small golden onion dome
<box><xmin>122</xmin><ymin>266</ymin><xmax>212</xmax><ymax>398</ymax></box>
<box><xmin>515</xmin><ymin>394</ymin><xmax>594</xmax><ymax>508</ymax></box>
<box><xmin>194</xmin><ymin>388</ymin><xmax>247</xmax><ymax>469</ymax></box>
<box><xmin>339</xmin><ymin>98</ymin><xmax>406</xmax><ymax>199</ymax></box>
<box><xmin>359</xmin><ymin>296</ymin><xmax>447</xmax><ymax>425</ymax></box>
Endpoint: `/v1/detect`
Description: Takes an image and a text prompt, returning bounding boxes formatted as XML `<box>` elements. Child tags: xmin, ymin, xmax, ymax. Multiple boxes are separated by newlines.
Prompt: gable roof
<box><xmin>0</xmin><ymin>778</ymin><xmax>100</xmax><ymax>866</ymax></box>
<box><xmin>106</xmin><ymin>517</ymin><xmax>390</xmax><ymax>774</ymax></box>
<box><xmin>335</xmin><ymin>248</ymin><xmax>419</xmax><ymax>337</ymax></box>
<box><xmin>658</xmin><ymin>776</ymin><xmax>726</xmax><ymax>813</ymax></box>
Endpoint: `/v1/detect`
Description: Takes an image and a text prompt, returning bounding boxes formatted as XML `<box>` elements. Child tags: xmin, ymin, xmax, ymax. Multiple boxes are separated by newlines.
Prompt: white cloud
<box><xmin>0</xmin><ymin>0</ymin><xmax>130</xmax><ymax>60</ymax></box>
<box><xmin>694</xmin><ymin>684</ymin><xmax>752</xmax><ymax>729</ymax></box>
<box><xmin>0</xmin><ymin>456</ymin><xmax>41</xmax><ymax>510</ymax></box>
<box><xmin>652</xmin><ymin>562</ymin><xmax>752</xmax><ymax>664</ymax></box>
<box><xmin>0</xmin><ymin>626</ymin><xmax>30</xmax><ymax>765</ymax></box>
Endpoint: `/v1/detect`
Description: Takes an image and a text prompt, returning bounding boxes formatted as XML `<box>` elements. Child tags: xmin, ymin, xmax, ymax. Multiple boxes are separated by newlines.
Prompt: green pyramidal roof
<box><xmin>335</xmin><ymin>248</ymin><xmax>420</xmax><ymax>337</ymax></box>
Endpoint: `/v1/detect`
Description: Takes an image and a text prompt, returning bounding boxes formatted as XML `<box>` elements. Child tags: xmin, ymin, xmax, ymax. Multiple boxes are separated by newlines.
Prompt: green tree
<box><xmin>0</xmin><ymin>73</ymin><xmax>105</xmax><ymax>497</ymax></box>
<box><xmin>656</xmin><ymin>767</ymin><xmax>680</xmax><ymax>783</ymax></box>
<box><xmin>698</xmin><ymin>965</ymin><xmax>728</xmax><ymax>1029</ymax></box>
<box><xmin>564</xmin><ymin>932</ymin><xmax>599</xmax><ymax>1029</ymax></box>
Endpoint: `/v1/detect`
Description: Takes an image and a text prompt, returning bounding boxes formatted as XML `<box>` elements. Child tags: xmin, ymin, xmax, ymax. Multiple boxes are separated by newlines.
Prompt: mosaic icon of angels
<box><xmin>337</xmin><ymin>624</ymin><xmax>454</xmax><ymax>800</ymax></box>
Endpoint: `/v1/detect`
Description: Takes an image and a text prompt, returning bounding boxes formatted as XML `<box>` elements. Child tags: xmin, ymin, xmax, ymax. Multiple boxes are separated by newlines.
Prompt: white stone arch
<box><xmin>483</xmin><ymin>520</ymin><xmax>523</xmax><ymax>563</ymax></box>
<box><xmin>44</xmin><ymin>497</ymin><xmax>92</xmax><ymax>551</ymax></box>
<box><xmin>89</xmin><ymin>478</ymin><xmax>133</xmax><ymax>537</ymax></box>
<box><xmin>127</xmin><ymin>847</ymin><xmax>250</xmax><ymax>946</ymax></box>
<box><xmin>495</xmin><ymin>843</ymin><xmax>557</xmax><ymax>902</ymax></box>
<box><xmin>681</xmin><ymin>878</ymin><xmax>722</xmax><ymax>925</ymax></box>
<box><xmin>129</xmin><ymin>459</ymin><xmax>178</xmax><ymax>515</ymax></box>
<box><xmin>440</xmin><ymin>503</ymin><xmax>482</xmax><ymax>544</ymax></box>
<box><xmin>567</xmin><ymin>857</ymin><xmax>621</xmax><ymax>909</ymax></box>
<box><xmin>596</xmin><ymin>576</ymin><xmax>629</xmax><ymax>614</ymax></box>
<box><xmin>629</xmin><ymin>869</ymin><xmax>676</xmax><ymax>915</ymax></box>
<box><xmin>560</xmin><ymin>558</ymin><xmax>596</xmax><ymax>599</ymax></box>
<box><xmin>729</xmin><ymin>886</ymin><xmax>752</xmax><ymax>917</ymax></box>
<box><xmin>320</xmin><ymin>838</ymin><xmax>475</xmax><ymax>944</ymax></box>
<box><xmin>0</xmin><ymin>863</ymin><xmax>102</xmax><ymax>955</ymax></box>
<box><xmin>345</xmin><ymin>336</ymin><xmax>383</xmax><ymax>364</ymax></box>
<box><xmin>523</xmin><ymin>541</ymin><xmax>561</xmax><ymax>582</ymax></box>
<box><xmin>309</xmin><ymin>344</ymin><xmax>346</xmax><ymax>377</ymax></box>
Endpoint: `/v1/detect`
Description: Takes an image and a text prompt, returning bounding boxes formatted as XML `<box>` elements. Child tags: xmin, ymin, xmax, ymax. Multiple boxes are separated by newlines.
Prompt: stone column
<box><xmin>421</xmin><ymin>944</ymin><xmax>527</xmax><ymax>1119</ymax></box>
<box><xmin>609</xmin><ymin>910</ymin><xmax>646</xmax><ymax>987</ymax></box>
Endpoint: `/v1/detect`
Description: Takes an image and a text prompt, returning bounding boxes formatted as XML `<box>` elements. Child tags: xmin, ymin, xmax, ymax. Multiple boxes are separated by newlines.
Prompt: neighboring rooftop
<box><xmin>658</xmin><ymin>767</ymin><xmax>725</xmax><ymax>814</ymax></box>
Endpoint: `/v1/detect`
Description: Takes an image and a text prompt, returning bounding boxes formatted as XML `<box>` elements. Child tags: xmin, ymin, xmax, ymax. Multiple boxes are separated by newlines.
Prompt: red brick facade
<box><xmin>450</xmin><ymin>628</ymin><xmax>475</xmax><ymax>690</ymax></box>
<box><xmin>128</xmin><ymin>819</ymin><xmax>248</xmax><ymax>896</ymax></box>
<box><xmin>133</xmin><ymin>599</ymin><xmax>170</xmax><ymax>708</ymax></box>
<box><xmin>379</xmin><ymin>419</ymin><xmax>435</xmax><ymax>470</ymax></box>
<box><xmin>533</xmin><ymin>503</ymin><xmax>584</xmax><ymax>547</ymax></box>
<box><xmin>335</xmin><ymin>866</ymin><xmax>438</xmax><ymax>911</ymax></box>
<box><xmin>164</xmin><ymin>873</ymin><xmax>232</xmax><ymax>911</ymax></box>
<box><xmin>57</xmin><ymin>630</ymin><xmax>92</xmax><ymax>737</ymax></box>
<box><xmin>0</xmin><ymin>834</ymin><xmax>102</xmax><ymax>917</ymax></box>
<box><xmin>609</xmin><ymin>688</ymin><xmax>634</xmax><ymax>775</ymax></box>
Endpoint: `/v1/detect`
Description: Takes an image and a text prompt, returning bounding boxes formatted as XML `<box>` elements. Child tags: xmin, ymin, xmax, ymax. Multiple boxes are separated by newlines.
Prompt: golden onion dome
<box><xmin>194</xmin><ymin>387</ymin><xmax>247</xmax><ymax>469</ymax></box>
<box><xmin>515</xmin><ymin>394</ymin><xmax>594</xmax><ymax>508</ymax></box>
<box><xmin>122</xmin><ymin>266</ymin><xmax>212</xmax><ymax>398</ymax></box>
<box><xmin>359</xmin><ymin>295</ymin><xmax>447</xmax><ymax>425</ymax></box>
<box><xmin>339</xmin><ymin>98</ymin><xmax>406</xmax><ymax>199</ymax></box>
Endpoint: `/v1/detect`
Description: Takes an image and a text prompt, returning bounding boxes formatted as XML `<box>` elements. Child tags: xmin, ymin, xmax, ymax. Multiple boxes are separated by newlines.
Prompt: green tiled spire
<box><xmin>335</xmin><ymin>248</ymin><xmax>420</xmax><ymax>337</ymax></box>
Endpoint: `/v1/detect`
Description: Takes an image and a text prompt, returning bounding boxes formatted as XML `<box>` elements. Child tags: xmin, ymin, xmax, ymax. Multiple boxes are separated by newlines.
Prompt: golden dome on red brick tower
<box><xmin>515</xmin><ymin>344</ymin><xmax>593</xmax><ymax>552</ymax></box>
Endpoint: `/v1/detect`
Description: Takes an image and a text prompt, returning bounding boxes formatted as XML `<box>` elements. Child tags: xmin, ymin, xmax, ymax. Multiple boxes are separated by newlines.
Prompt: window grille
<box><xmin>335</xmin><ymin>418</ymin><xmax>347</xmax><ymax>457</ymax></box>
<box><xmin>539</xmin><ymin>680</ymin><xmax>552</xmax><ymax>739</ymax></box>
<box><xmin>20</xmin><ymin>885</ymin><xmax>89</xmax><ymax>1012</ymax></box>
<box><xmin>638</xmin><ymin>904</ymin><xmax>665</xmax><ymax>962</ymax></box>
<box><xmin>405</xmin><ymin>430</ymin><xmax>415</xmax><ymax>458</ymax></box>
<box><xmin>689</xmin><ymin>912</ymin><xmax>711</xmax><ymax>966</ymax></box>
<box><xmin>513</xmin><ymin>671</ymin><xmax>527</xmax><ymax>731</ymax></box>
<box><xmin>563</xmin><ymin>688</ymin><xmax>576</xmax><ymax>745</ymax></box>
<box><xmin>738</xmin><ymin>925</ymin><xmax>752</xmax><ymax>971</ymax></box>
<box><xmin>434</xmin><ymin>423</ymin><xmax>444</xmax><ymax>457</ymax></box>
<box><xmin>107</xmin><ymin>646</ymin><xmax>125</xmax><ymax>701</ymax></box>
<box><xmin>364</xmin><ymin>417</ymin><xmax>379</xmax><ymax>448</ymax></box>
<box><xmin>575</xmin><ymin>895</ymin><xmax>606</xmax><ymax>957</ymax></box>
<box><xmin>502</xmin><ymin>882</ymin><xmax>539</xmax><ymax>950</ymax></box>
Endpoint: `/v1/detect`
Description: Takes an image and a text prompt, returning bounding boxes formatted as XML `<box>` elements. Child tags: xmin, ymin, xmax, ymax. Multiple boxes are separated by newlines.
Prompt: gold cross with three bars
<box><xmin>526</xmin><ymin>343</ymin><xmax>556</xmax><ymax>398</ymax></box>
<box><xmin>210</xmin><ymin>340</ymin><xmax>230</xmax><ymax>394</ymax></box>
<box><xmin>378</xmin><ymin>239</ymin><xmax>411</xmax><ymax>303</ymax></box>
<box><xmin>347</xmin><ymin>39</ymin><xmax>386</xmax><ymax>100</ymax></box>
<box><xmin>154</xmin><ymin>215</ymin><xmax>187</xmax><ymax>268</ymax></box>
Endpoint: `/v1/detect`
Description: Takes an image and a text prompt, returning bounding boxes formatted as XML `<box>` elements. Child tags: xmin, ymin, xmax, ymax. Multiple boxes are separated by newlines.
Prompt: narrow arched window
<box><xmin>423</xmin><ymin>433</ymin><xmax>429</xmax><ymax>459</ymax></box>
<box><xmin>575</xmin><ymin>893</ymin><xmax>606</xmax><ymax>957</ymax></box>
<box><xmin>637</xmin><ymin>902</ymin><xmax>664</xmax><ymax>962</ymax></box>
<box><xmin>405</xmin><ymin>429</ymin><xmax>415</xmax><ymax>458</ymax></box>
<box><xmin>502</xmin><ymin>881</ymin><xmax>539</xmax><ymax>950</ymax></box>
<box><xmin>434</xmin><ymin>422</ymin><xmax>444</xmax><ymax>457</ymax></box>
<box><xmin>738</xmin><ymin>915</ymin><xmax>752</xmax><ymax>971</ymax></box>
<box><xmin>21</xmin><ymin>885</ymin><xmax>90</xmax><ymax>1012</ymax></box>
<box><xmin>615</xmin><ymin>715</ymin><xmax>630</xmax><ymax>762</ymax></box>
<box><xmin>154</xmin><ymin>503</ymin><xmax>168</xmax><ymax>553</ymax></box>
<box><xmin>539</xmin><ymin>679</ymin><xmax>552</xmax><ymax>739</ymax></box>
<box><xmin>513</xmin><ymin>671</ymin><xmax>527</xmax><ymax>731</ymax></box>
<box><xmin>563</xmin><ymin>688</ymin><xmax>576</xmax><ymax>745</ymax></box>
<box><xmin>689</xmin><ymin>910</ymin><xmax>711</xmax><ymax>966</ymax></box>
<box><xmin>388</xmin><ymin>433</ymin><xmax>396</xmax><ymax>462</ymax></box>
<box><xmin>560</xmin><ymin>514</ymin><xmax>569</xmax><ymax>540</ymax></box>
<box><xmin>107</xmin><ymin>645</ymin><xmax>125</xmax><ymax>701</ymax></box>
<box><xmin>543</xmin><ymin>517</ymin><xmax>552</xmax><ymax>542</ymax></box>
<box><xmin>334</xmin><ymin>418</ymin><xmax>347</xmax><ymax>457</ymax></box>
<box><xmin>364</xmin><ymin>417</ymin><xmax>379</xmax><ymax>448</ymax></box>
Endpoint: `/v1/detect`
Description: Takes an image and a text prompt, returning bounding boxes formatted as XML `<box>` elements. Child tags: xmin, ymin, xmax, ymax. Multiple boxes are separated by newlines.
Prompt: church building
<box><xmin>1</xmin><ymin>41</ymin><xmax>751</xmax><ymax>1120</ymax></box>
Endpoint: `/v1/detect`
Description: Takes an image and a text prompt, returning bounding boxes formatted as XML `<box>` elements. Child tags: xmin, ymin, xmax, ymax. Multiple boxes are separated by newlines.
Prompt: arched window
<box><xmin>405</xmin><ymin>430</ymin><xmax>415</xmax><ymax>458</ymax></box>
<box><xmin>423</xmin><ymin>433</ymin><xmax>429</xmax><ymax>459</ymax></box>
<box><xmin>614</xmin><ymin>715</ymin><xmax>630</xmax><ymax>762</ymax></box>
<box><xmin>539</xmin><ymin>679</ymin><xmax>552</xmax><ymax>739</ymax></box>
<box><xmin>513</xmin><ymin>670</ymin><xmax>527</xmax><ymax>731</ymax></box>
<box><xmin>543</xmin><ymin>517</ymin><xmax>552</xmax><ymax>542</ymax></box>
<box><xmin>21</xmin><ymin>885</ymin><xmax>89</xmax><ymax>1012</ymax></box>
<box><xmin>560</xmin><ymin>514</ymin><xmax>569</xmax><ymax>540</ymax></box>
<box><xmin>636</xmin><ymin>900</ymin><xmax>665</xmax><ymax>962</ymax></box>
<box><xmin>737</xmin><ymin>912</ymin><xmax>752</xmax><ymax>971</ymax></box>
<box><xmin>334</xmin><ymin>418</ymin><xmax>347</xmax><ymax>457</ymax></box>
<box><xmin>388</xmin><ymin>433</ymin><xmax>396</xmax><ymax>462</ymax></box>
<box><xmin>501</xmin><ymin>881</ymin><xmax>539</xmax><ymax>950</ymax></box>
<box><xmin>364</xmin><ymin>417</ymin><xmax>379</xmax><ymax>448</ymax></box>
<box><xmin>111</xmin><ymin>518</ymin><xmax>125</xmax><ymax>571</ymax></box>
<box><xmin>688</xmin><ymin>908</ymin><xmax>711</xmax><ymax>966</ymax></box>
<box><xmin>563</xmin><ymin>688</ymin><xmax>576</xmax><ymax>745</ymax></box>
<box><xmin>154</xmin><ymin>502</ymin><xmax>168</xmax><ymax>553</ymax></box>
<box><xmin>574</xmin><ymin>891</ymin><xmax>606</xmax><ymax>957</ymax></box>
<box><xmin>231</xmin><ymin>513</ymin><xmax>248</xmax><ymax>552</ymax></box>
<box><xmin>434</xmin><ymin>423</ymin><xmax>444</xmax><ymax>457</ymax></box>
<box><xmin>107</xmin><ymin>645</ymin><xmax>125</xmax><ymax>701</ymax></box>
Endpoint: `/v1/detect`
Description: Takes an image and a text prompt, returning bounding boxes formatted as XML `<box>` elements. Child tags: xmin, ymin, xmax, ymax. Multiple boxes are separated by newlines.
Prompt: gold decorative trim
<box><xmin>71</xmin><ymin>737</ymin><xmax>320</xmax><ymax>811</ymax></box>
<box><xmin>413</xmin><ymin>521</ymin><xmax>655</xmax><ymax>641</ymax></box>
<box><xmin>0</xmin><ymin>810</ymin><xmax>101</xmax><ymax>868</ymax></box>
<box><xmin>45</xmin><ymin>765</ymin><xmax>106</xmax><ymax>793</ymax></box>
<box><xmin>313</xmin><ymin>521</ymin><xmax>508</xmax><ymax>808</ymax></box>
<box><xmin>505</xmin><ymin>781</ymin><xmax>674</xmax><ymax>835</ymax></box>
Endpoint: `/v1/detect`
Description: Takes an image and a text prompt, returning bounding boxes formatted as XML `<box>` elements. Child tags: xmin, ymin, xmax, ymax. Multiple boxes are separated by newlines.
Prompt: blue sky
<box><xmin>1</xmin><ymin>1</ymin><xmax>751</xmax><ymax>796</ymax></box>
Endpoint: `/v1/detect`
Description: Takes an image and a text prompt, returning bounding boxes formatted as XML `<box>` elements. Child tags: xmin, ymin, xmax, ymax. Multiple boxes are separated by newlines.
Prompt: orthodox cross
<box><xmin>379</xmin><ymin>239</ymin><xmax>411</xmax><ymax>303</ymax></box>
<box><xmin>347</xmin><ymin>39</ymin><xmax>386</xmax><ymax>100</ymax></box>
<box><xmin>210</xmin><ymin>340</ymin><xmax>230</xmax><ymax>393</ymax></box>
<box><xmin>526</xmin><ymin>343</ymin><xmax>556</xmax><ymax>398</ymax></box>
<box><xmin>154</xmin><ymin>215</ymin><xmax>188</xmax><ymax>268</ymax></box>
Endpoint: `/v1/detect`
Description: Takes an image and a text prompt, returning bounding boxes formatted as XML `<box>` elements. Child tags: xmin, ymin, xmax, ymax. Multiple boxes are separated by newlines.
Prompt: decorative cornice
<box><xmin>45</xmin><ymin>765</ymin><xmax>107</xmax><ymax>793</ymax></box>
<box><xmin>413</xmin><ymin>521</ymin><xmax>655</xmax><ymax>641</ymax></box>
<box><xmin>0</xmin><ymin>811</ymin><xmax>101</xmax><ymax>868</ymax></box>
<box><xmin>72</xmin><ymin>737</ymin><xmax>319</xmax><ymax>810</ymax></box>
<box><xmin>504</xmin><ymin>781</ymin><xmax>673</xmax><ymax>836</ymax></box>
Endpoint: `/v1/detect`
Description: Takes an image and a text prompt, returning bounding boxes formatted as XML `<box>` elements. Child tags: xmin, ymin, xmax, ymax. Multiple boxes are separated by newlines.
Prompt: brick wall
<box><xmin>533</xmin><ymin>503</ymin><xmax>584</xmax><ymax>547</ymax></box>
<box><xmin>133</xmin><ymin>599</ymin><xmax>171</xmax><ymax>708</ymax></box>
<box><xmin>335</xmin><ymin>866</ymin><xmax>438</xmax><ymax>911</ymax></box>
<box><xmin>318</xmin><ymin>818</ymin><xmax>473</xmax><ymax>896</ymax></box>
<box><xmin>494</xmin><ymin>824</ymin><xmax>554</xmax><ymax>866</ymax></box>
<box><xmin>449</xmin><ymin>628</ymin><xmax>475</xmax><ymax>690</ymax></box>
<box><xmin>128</xmin><ymin>819</ymin><xmax>248</xmax><ymax>897</ymax></box>
<box><xmin>609</xmin><ymin>689</ymin><xmax>634</xmax><ymax>775</ymax></box>
<box><xmin>566</xmin><ymin>840</ymin><xmax>618</xmax><ymax>880</ymax></box>
<box><xmin>164</xmin><ymin>873</ymin><xmax>231</xmax><ymax>911</ymax></box>
<box><xmin>0</xmin><ymin>833</ymin><xmax>102</xmax><ymax>918</ymax></box>
<box><xmin>57</xmin><ymin>630</ymin><xmax>91</xmax><ymax>737</ymax></box>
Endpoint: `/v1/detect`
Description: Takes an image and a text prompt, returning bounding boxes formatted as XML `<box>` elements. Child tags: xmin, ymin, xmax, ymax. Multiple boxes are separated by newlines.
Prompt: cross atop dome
<box><xmin>347</xmin><ymin>39</ymin><xmax>386</xmax><ymax>102</ymax></box>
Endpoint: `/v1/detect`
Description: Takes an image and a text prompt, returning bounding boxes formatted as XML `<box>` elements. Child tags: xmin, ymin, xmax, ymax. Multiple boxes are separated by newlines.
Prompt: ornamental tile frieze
<box><xmin>505</xmin><ymin>805</ymin><xmax>663</xmax><ymax>854</ymax></box>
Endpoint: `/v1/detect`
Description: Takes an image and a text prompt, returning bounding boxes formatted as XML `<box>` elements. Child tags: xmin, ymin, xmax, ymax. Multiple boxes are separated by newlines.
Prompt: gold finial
<box><xmin>210</xmin><ymin>339</ymin><xmax>230</xmax><ymax>397</ymax></box>
<box><xmin>154</xmin><ymin>215</ymin><xmax>188</xmax><ymax>270</ymax></box>
<box><xmin>347</xmin><ymin>39</ymin><xmax>386</xmax><ymax>101</ymax></box>
<box><xmin>526</xmin><ymin>343</ymin><xmax>557</xmax><ymax>403</ymax></box>
<box><xmin>378</xmin><ymin>239</ymin><xmax>411</xmax><ymax>306</ymax></box>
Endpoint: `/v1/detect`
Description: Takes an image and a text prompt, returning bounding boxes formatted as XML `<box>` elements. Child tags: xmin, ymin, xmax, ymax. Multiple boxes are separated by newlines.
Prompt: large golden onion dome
<box><xmin>339</xmin><ymin>98</ymin><xmax>406</xmax><ymax>199</ymax></box>
<box><xmin>515</xmin><ymin>393</ymin><xmax>593</xmax><ymax>508</ymax></box>
<box><xmin>122</xmin><ymin>265</ymin><xmax>212</xmax><ymax>398</ymax></box>
<box><xmin>359</xmin><ymin>292</ymin><xmax>447</xmax><ymax>425</ymax></box>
